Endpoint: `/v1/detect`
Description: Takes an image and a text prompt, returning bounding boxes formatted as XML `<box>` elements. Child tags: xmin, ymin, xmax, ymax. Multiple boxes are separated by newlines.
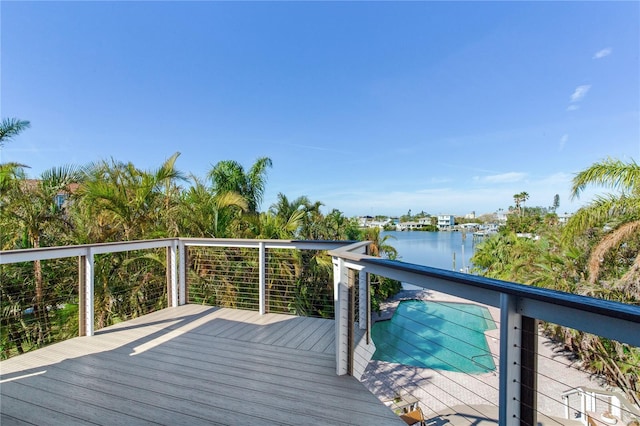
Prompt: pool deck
<box><xmin>364</xmin><ymin>286</ymin><xmax>611</xmax><ymax>425</ymax></box>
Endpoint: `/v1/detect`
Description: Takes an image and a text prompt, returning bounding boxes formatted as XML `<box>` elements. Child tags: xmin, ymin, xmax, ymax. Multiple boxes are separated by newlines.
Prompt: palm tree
<box><xmin>208</xmin><ymin>157</ymin><xmax>272</xmax><ymax>214</ymax></box>
<box><xmin>1</xmin><ymin>164</ymin><xmax>82</xmax><ymax>345</ymax></box>
<box><xmin>563</xmin><ymin>158</ymin><xmax>640</xmax><ymax>288</ymax></box>
<box><xmin>0</xmin><ymin>118</ymin><xmax>30</xmax><ymax>147</ymax></box>
<box><xmin>72</xmin><ymin>154</ymin><xmax>186</xmax><ymax>328</ymax></box>
<box><xmin>0</xmin><ymin>163</ymin><xmax>28</xmax><ymax>198</ymax></box>
<box><xmin>178</xmin><ymin>175</ymin><xmax>247</xmax><ymax>238</ymax></box>
<box><xmin>552</xmin><ymin>194</ymin><xmax>560</xmax><ymax>212</ymax></box>
<box><xmin>520</xmin><ymin>191</ymin><xmax>529</xmax><ymax>213</ymax></box>
<box><xmin>513</xmin><ymin>192</ymin><xmax>529</xmax><ymax>217</ymax></box>
<box><xmin>513</xmin><ymin>193</ymin><xmax>523</xmax><ymax>216</ymax></box>
<box><xmin>77</xmin><ymin>152</ymin><xmax>185</xmax><ymax>241</ymax></box>
<box><xmin>362</xmin><ymin>227</ymin><xmax>398</xmax><ymax>259</ymax></box>
<box><xmin>556</xmin><ymin>157</ymin><xmax>640</xmax><ymax>406</ymax></box>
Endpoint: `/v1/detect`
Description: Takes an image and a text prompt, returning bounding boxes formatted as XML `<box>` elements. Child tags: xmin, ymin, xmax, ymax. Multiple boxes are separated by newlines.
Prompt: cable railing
<box><xmin>180</xmin><ymin>238</ymin><xmax>355</xmax><ymax>318</ymax></box>
<box><xmin>0</xmin><ymin>239</ymin><xmax>351</xmax><ymax>358</ymax></box>
<box><xmin>1</xmin><ymin>238</ymin><xmax>639</xmax><ymax>426</ymax></box>
<box><xmin>184</xmin><ymin>244</ymin><xmax>336</xmax><ymax>317</ymax></box>
<box><xmin>0</xmin><ymin>256</ymin><xmax>78</xmax><ymax>359</ymax></box>
<box><xmin>329</xmin><ymin>242</ymin><xmax>640</xmax><ymax>426</ymax></box>
<box><xmin>0</xmin><ymin>239</ymin><xmax>178</xmax><ymax>356</ymax></box>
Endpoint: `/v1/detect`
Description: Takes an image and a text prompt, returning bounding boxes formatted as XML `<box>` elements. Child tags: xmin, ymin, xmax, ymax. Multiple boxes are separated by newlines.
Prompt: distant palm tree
<box><xmin>513</xmin><ymin>191</ymin><xmax>529</xmax><ymax>216</ymax></box>
<box><xmin>513</xmin><ymin>193</ymin><xmax>522</xmax><ymax>216</ymax></box>
<box><xmin>520</xmin><ymin>191</ymin><xmax>529</xmax><ymax>213</ymax></box>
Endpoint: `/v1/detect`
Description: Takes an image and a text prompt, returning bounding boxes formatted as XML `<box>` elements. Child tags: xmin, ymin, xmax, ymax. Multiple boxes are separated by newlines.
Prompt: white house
<box><xmin>437</xmin><ymin>214</ymin><xmax>455</xmax><ymax>230</ymax></box>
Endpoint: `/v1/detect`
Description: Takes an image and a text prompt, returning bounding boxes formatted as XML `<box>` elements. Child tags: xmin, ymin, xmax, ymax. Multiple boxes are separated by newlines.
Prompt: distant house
<box><xmin>558</xmin><ymin>213</ymin><xmax>572</xmax><ymax>225</ymax></box>
<box><xmin>397</xmin><ymin>221</ymin><xmax>423</xmax><ymax>231</ymax></box>
<box><xmin>21</xmin><ymin>179</ymin><xmax>79</xmax><ymax>210</ymax></box>
<box><xmin>458</xmin><ymin>223</ymin><xmax>480</xmax><ymax>231</ymax></box>
<box><xmin>496</xmin><ymin>210</ymin><xmax>510</xmax><ymax>224</ymax></box>
<box><xmin>357</xmin><ymin>216</ymin><xmax>391</xmax><ymax>229</ymax></box>
<box><xmin>437</xmin><ymin>214</ymin><xmax>455</xmax><ymax>230</ymax></box>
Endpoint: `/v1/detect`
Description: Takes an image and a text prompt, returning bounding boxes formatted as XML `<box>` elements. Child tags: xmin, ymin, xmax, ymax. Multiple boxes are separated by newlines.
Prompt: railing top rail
<box><xmin>329</xmin><ymin>243</ymin><xmax>640</xmax><ymax>325</ymax></box>
<box><xmin>0</xmin><ymin>238</ymin><xmax>358</xmax><ymax>265</ymax></box>
<box><xmin>0</xmin><ymin>238</ymin><xmax>176</xmax><ymax>264</ymax></box>
<box><xmin>179</xmin><ymin>238</ymin><xmax>357</xmax><ymax>250</ymax></box>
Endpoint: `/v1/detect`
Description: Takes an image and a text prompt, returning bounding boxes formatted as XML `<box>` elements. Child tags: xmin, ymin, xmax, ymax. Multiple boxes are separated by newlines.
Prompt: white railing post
<box><xmin>178</xmin><ymin>240</ymin><xmax>186</xmax><ymax>305</ymax></box>
<box><xmin>259</xmin><ymin>242</ymin><xmax>266</xmax><ymax>315</ymax></box>
<box><xmin>169</xmin><ymin>240</ymin><xmax>178</xmax><ymax>308</ymax></box>
<box><xmin>84</xmin><ymin>247</ymin><xmax>95</xmax><ymax>336</ymax></box>
<box><xmin>333</xmin><ymin>257</ymin><xmax>349</xmax><ymax>375</ymax></box>
<box><xmin>358</xmin><ymin>269</ymin><xmax>367</xmax><ymax>329</ymax></box>
<box><xmin>499</xmin><ymin>293</ymin><xmax>522</xmax><ymax>425</ymax></box>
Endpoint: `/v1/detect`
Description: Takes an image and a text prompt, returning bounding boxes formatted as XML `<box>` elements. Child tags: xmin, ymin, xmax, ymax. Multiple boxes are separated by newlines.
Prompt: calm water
<box><xmin>381</xmin><ymin>230</ymin><xmax>478</xmax><ymax>271</ymax></box>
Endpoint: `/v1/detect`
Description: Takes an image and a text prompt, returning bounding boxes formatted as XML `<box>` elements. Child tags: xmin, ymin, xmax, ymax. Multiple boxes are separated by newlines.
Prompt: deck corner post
<box><xmin>78</xmin><ymin>255</ymin><xmax>86</xmax><ymax>336</ymax></box>
<box><xmin>499</xmin><ymin>293</ymin><xmax>522</xmax><ymax>425</ymax></box>
<box><xmin>178</xmin><ymin>240</ymin><xmax>186</xmax><ymax>305</ymax></box>
<box><xmin>520</xmin><ymin>316</ymin><xmax>538</xmax><ymax>426</ymax></box>
<box><xmin>333</xmin><ymin>256</ymin><xmax>349</xmax><ymax>375</ymax></box>
<box><xmin>84</xmin><ymin>247</ymin><xmax>95</xmax><ymax>337</ymax></box>
<box><xmin>259</xmin><ymin>241</ymin><xmax>266</xmax><ymax>315</ymax></box>
<box><xmin>358</xmin><ymin>269</ymin><xmax>367</xmax><ymax>329</ymax></box>
<box><xmin>168</xmin><ymin>240</ymin><xmax>178</xmax><ymax>308</ymax></box>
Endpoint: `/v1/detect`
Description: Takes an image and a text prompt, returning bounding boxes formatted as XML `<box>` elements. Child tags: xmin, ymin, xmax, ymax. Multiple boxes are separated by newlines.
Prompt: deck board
<box><xmin>0</xmin><ymin>305</ymin><xmax>403</xmax><ymax>425</ymax></box>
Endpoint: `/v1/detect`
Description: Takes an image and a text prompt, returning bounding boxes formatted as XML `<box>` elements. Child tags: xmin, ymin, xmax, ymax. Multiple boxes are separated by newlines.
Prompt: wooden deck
<box><xmin>0</xmin><ymin>305</ymin><xmax>403</xmax><ymax>425</ymax></box>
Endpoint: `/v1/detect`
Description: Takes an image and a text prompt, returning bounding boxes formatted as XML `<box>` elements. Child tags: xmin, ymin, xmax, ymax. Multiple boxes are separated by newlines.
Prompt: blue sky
<box><xmin>2</xmin><ymin>1</ymin><xmax>639</xmax><ymax>217</ymax></box>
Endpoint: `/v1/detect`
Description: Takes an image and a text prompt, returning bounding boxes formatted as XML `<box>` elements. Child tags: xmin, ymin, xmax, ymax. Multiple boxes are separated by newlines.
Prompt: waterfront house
<box><xmin>437</xmin><ymin>214</ymin><xmax>455</xmax><ymax>230</ymax></box>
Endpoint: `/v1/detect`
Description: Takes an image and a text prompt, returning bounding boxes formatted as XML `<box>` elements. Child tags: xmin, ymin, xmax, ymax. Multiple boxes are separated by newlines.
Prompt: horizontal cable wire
<box><xmin>373</xmin><ymin>321</ymin><xmax>499</xmax><ymax>396</ymax></box>
<box><xmin>519</xmin><ymin>324</ymin><xmax>640</xmax><ymax>398</ymax></box>
<box><xmin>516</xmin><ymin>324</ymin><xmax>640</xmax><ymax>422</ymax></box>
<box><xmin>371</xmin><ymin>309</ymin><xmax>499</xmax><ymax>407</ymax></box>
<box><xmin>392</xmin><ymin>303</ymin><xmax>500</xmax><ymax>372</ymax></box>
<box><xmin>370</xmin><ymin>342</ymin><xmax>499</xmax><ymax>425</ymax></box>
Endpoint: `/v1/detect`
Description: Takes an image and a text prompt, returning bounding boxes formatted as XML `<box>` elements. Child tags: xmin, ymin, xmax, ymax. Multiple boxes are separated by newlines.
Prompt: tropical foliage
<box><xmin>472</xmin><ymin>157</ymin><xmax>640</xmax><ymax>405</ymax></box>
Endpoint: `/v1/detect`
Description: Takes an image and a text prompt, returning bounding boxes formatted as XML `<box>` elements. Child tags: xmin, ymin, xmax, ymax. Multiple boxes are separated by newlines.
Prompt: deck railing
<box><xmin>329</xmin><ymin>241</ymin><xmax>640</xmax><ymax>426</ymax></box>
<box><xmin>0</xmin><ymin>238</ymin><xmax>352</xmax><ymax>356</ymax></box>
<box><xmin>1</xmin><ymin>238</ymin><xmax>639</xmax><ymax>426</ymax></box>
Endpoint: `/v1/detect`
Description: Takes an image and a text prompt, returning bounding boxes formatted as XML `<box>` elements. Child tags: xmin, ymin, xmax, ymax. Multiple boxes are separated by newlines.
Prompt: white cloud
<box><xmin>570</xmin><ymin>85</ymin><xmax>591</xmax><ymax>103</ymax></box>
<box><xmin>477</xmin><ymin>172</ymin><xmax>527</xmax><ymax>183</ymax></box>
<box><xmin>559</xmin><ymin>134</ymin><xmax>568</xmax><ymax>150</ymax></box>
<box><xmin>567</xmin><ymin>104</ymin><xmax>580</xmax><ymax>111</ymax></box>
<box><xmin>593</xmin><ymin>48</ymin><xmax>612</xmax><ymax>59</ymax></box>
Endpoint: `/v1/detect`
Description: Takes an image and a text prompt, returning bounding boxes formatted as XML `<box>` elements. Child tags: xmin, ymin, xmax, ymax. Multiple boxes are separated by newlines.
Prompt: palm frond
<box><xmin>0</xmin><ymin>118</ymin><xmax>31</xmax><ymax>146</ymax></box>
<box><xmin>587</xmin><ymin>219</ymin><xmax>640</xmax><ymax>284</ymax></box>
<box><xmin>571</xmin><ymin>157</ymin><xmax>640</xmax><ymax>199</ymax></box>
<box><xmin>562</xmin><ymin>194</ymin><xmax>639</xmax><ymax>243</ymax></box>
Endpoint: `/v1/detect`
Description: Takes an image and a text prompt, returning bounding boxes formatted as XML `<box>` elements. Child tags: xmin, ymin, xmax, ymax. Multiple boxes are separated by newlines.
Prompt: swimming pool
<box><xmin>371</xmin><ymin>300</ymin><xmax>497</xmax><ymax>374</ymax></box>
